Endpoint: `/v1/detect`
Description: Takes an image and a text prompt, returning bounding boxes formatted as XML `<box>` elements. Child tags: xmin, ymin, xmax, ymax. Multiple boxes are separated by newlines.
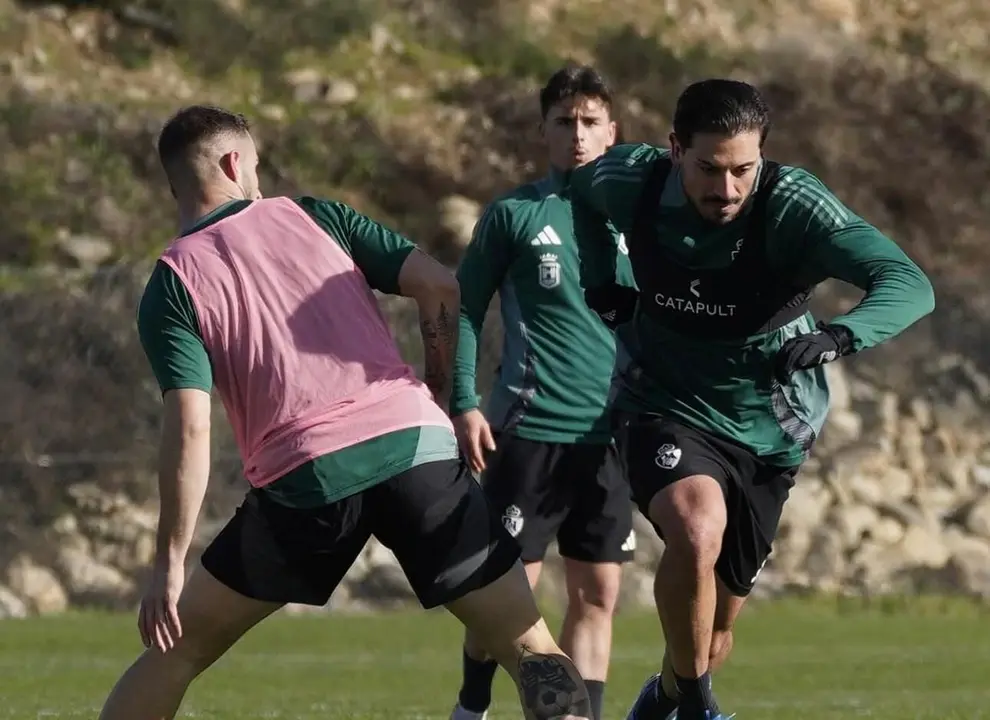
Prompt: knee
<box><xmin>649</xmin><ymin>476</ymin><xmax>726</xmax><ymax>566</ymax></box>
<box><xmin>163</xmin><ymin>623</ymin><xmax>242</xmax><ymax>679</ymax></box>
<box><xmin>564</xmin><ymin>565</ymin><xmax>621</xmax><ymax>619</ymax></box>
<box><xmin>464</xmin><ymin>627</ymin><xmax>492</xmax><ymax>662</ymax></box>
<box><xmin>709</xmin><ymin>628</ymin><xmax>734</xmax><ymax>670</ymax></box>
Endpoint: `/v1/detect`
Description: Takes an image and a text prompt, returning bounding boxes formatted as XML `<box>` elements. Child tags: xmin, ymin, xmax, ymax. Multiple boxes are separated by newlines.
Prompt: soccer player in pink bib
<box><xmin>97</xmin><ymin>105</ymin><xmax>591</xmax><ymax>720</ymax></box>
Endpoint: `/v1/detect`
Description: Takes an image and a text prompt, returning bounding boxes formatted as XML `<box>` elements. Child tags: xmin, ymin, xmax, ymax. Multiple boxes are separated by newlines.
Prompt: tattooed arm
<box><xmin>418</xmin><ymin>296</ymin><xmax>459</xmax><ymax>406</ymax></box>
<box><xmin>397</xmin><ymin>248</ymin><xmax>461</xmax><ymax>408</ymax></box>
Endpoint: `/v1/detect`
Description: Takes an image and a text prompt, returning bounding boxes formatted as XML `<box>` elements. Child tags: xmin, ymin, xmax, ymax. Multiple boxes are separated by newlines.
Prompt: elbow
<box><xmin>910</xmin><ymin>267</ymin><xmax>936</xmax><ymax>320</ymax></box>
<box><xmin>418</xmin><ymin>272</ymin><xmax>461</xmax><ymax>307</ymax></box>
<box><xmin>181</xmin><ymin>417</ymin><xmax>212</xmax><ymax>440</ymax></box>
<box><xmin>921</xmin><ymin>276</ymin><xmax>936</xmax><ymax>317</ymax></box>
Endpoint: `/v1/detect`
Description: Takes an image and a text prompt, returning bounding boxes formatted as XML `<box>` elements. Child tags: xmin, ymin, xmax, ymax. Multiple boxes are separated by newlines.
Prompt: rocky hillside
<box><xmin>2</xmin><ymin>0</ymin><xmax>990</xmax><ymax>616</ymax></box>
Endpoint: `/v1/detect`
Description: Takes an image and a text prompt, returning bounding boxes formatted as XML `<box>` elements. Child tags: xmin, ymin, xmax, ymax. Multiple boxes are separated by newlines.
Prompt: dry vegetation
<box><xmin>1</xmin><ymin>0</ymin><xmax>988</xmax><ymax>576</ymax></box>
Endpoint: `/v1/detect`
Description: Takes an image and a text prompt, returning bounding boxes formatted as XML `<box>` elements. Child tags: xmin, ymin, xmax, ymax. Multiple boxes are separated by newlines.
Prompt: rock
<box><xmin>326</xmin><ymin>79</ymin><xmax>359</xmax><ymax>106</ymax></box>
<box><xmin>898</xmin><ymin>525</ymin><xmax>951</xmax><ymax>568</ymax></box>
<box><xmin>829</xmin><ymin>504</ymin><xmax>879</xmax><ymax>546</ymax></box>
<box><xmin>871</xmin><ymin>517</ymin><xmax>905</xmax><ymax>545</ymax></box>
<box><xmin>5</xmin><ymin>555</ymin><xmax>68</xmax><ymax>615</ymax></box>
<box><xmin>349</xmin><ymin>564</ymin><xmax>415</xmax><ymax>607</ymax></box>
<box><xmin>284</xmin><ymin>68</ymin><xmax>325</xmax><ymax>102</ymax></box>
<box><xmin>55</xmin><ymin>234</ymin><xmax>113</xmax><ymax>268</ymax></box>
<box><xmin>823</xmin><ymin>408</ymin><xmax>862</xmax><ymax>445</ymax></box>
<box><xmin>944</xmin><ymin>538</ymin><xmax>990</xmax><ymax>598</ymax></box>
<box><xmin>94</xmin><ymin>196</ymin><xmax>129</xmax><ymax>238</ymax></box>
<box><xmin>56</xmin><ymin>546</ymin><xmax>135</xmax><ymax>606</ymax></box>
<box><xmin>618</xmin><ymin>565</ymin><xmax>655</xmax><ymax>610</ymax></box>
<box><xmin>964</xmin><ymin>495</ymin><xmax>990</xmax><ymax>538</ymax></box>
<box><xmin>880</xmin><ymin>466</ymin><xmax>915</xmax><ymax>502</ymax></box>
<box><xmin>938</xmin><ymin>457</ymin><xmax>972</xmax><ymax>492</ymax></box>
<box><xmin>780</xmin><ymin>478</ymin><xmax>832</xmax><ymax>531</ymax></box>
<box><xmin>771</xmin><ymin>527</ymin><xmax>812</xmax><ymax>575</ymax></box>
<box><xmin>804</xmin><ymin>528</ymin><xmax>845</xmax><ymax>589</ymax></box>
<box><xmin>631</xmin><ymin>512</ymin><xmax>664</xmax><ymax>566</ymax></box>
<box><xmin>824</xmin><ymin>363</ymin><xmax>851</xmax><ymax>411</ymax></box>
<box><xmin>897</xmin><ymin>418</ymin><xmax>928</xmax><ymax>481</ymax></box>
<box><xmin>0</xmin><ymin>586</ymin><xmax>28</xmax><ymax>619</ymax></box>
<box><xmin>908</xmin><ymin>397</ymin><xmax>934</xmax><ymax>431</ymax></box>
<box><xmin>438</xmin><ymin>195</ymin><xmax>482</xmax><ymax>249</ymax></box>
<box><xmin>972</xmin><ymin>465</ymin><xmax>990</xmax><ymax>490</ymax></box>
<box><xmin>370</xmin><ymin>23</ymin><xmax>402</xmax><ymax>54</ymax></box>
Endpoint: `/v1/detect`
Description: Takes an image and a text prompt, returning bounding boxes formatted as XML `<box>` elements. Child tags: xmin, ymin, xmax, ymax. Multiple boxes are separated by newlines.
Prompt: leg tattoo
<box><xmin>518</xmin><ymin>652</ymin><xmax>591</xmax><ymax>720</ymax></box>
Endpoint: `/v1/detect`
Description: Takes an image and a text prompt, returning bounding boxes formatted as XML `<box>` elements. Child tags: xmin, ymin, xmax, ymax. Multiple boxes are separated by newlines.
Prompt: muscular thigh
<box><xmin>615</xmin><ymin>413</ymin><xmax>732</xmax><ymax>520</ymax></box>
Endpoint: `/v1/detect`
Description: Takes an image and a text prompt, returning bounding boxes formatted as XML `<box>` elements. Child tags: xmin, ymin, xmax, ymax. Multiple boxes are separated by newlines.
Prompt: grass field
<box><xmin>3</xmin><ymin>596</ymin><xmax>990</xmax><ymax>719</ymax></box>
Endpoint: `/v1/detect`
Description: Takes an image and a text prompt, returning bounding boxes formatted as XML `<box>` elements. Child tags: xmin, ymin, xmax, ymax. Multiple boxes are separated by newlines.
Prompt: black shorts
<box><xmin>480</xmin><ymin>433</ymin><xmax>635</xmax><ymax>564</ymax></box>
<box><xmin>200</xmin><ymin>459</ymin><xmax>521</xmax><ymax>609</ymax></box>
<box><xmin>615</xmin><ymin>413</ymin><xmax>797</xmax><ymax>597</ymax></box>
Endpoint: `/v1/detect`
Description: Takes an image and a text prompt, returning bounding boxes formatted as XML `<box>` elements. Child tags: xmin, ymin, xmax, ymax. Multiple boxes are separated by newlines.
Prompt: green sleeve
<box><xmin>449</xmin><ymin>201</ymin><xmax>514</xmax><ymax>416</ymax></box>
<box><xmin>768</xmin><ymin>169</ymin><xmax>936</xmax><ymax>351</ymax></box>
<box><xmin>295</xmin><ymin>196</ymin><xmax>417</xmax><ymax>294</ymax></box>
<box><xmin>567</xmin><ymin>143</ymin><xmax>667</xmax><ymax>233</ymax></box>
<box><xmin>572</xmin><ymin>201</ymin><xmax>623</xmax><ymax>290</ymax></box>
<box><xmin>137</xmin><ymin>261</ymin><xmax>213</xmax><ymax>394</ymax></box>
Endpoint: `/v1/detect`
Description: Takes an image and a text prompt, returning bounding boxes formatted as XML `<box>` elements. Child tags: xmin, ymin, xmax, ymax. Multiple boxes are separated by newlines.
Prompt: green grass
<box><xmin>3</xmin><ymin>598</ymin><xmax>990</xmax><ymax>718</ymax></box>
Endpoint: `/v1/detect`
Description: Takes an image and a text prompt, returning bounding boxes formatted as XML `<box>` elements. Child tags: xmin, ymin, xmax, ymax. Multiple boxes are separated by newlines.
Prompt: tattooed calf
<box><xmin>518</xmin><ymin>653</ymin><xmax>590</xmax><ymax>720</ymax></box>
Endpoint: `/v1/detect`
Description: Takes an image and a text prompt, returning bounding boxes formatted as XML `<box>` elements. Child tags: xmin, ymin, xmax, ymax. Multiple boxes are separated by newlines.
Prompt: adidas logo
<box><xmin>621</xmin><ymin>530</ymin><xmax>636</xmax><ymax>553</ymax></box>
<box><xmin>530</xmin><ymin>225</ymin><xmax>562</xmax><ymax>246</ymax></box>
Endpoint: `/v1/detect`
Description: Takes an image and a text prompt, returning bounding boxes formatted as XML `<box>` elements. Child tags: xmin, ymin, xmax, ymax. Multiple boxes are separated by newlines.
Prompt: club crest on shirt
<box><xmin>538</xmin><ymin>253</ymin><xmax>561</xmax><ymax>289</ymax></box>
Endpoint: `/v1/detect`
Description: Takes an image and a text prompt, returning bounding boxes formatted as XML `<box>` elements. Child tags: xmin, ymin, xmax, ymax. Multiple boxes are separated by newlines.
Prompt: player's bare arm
<box><xmin>398</xmin><ymin>248</ymin><xmax>461</xmax><ymax>406</ymax></box>
<box><xmin>143</xmin><ymin>387</ymin><xmax>211</xmax><ymax>652</ymax></box>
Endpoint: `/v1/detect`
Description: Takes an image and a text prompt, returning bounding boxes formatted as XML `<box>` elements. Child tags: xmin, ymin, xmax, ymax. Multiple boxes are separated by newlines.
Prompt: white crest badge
<box><xmin>655</xmin><ymin>443</ymin><xmax>682</xmax><ymax>470</ymax></box>
<box><xmin>538</xmin><ymin>253</ymin><xmax>561</xmax><ymax>289</ymax></box>
<box><xmin>502</xmin><ymin>505</ymin><xmax>524</xmax><ymax>537</ymax></box>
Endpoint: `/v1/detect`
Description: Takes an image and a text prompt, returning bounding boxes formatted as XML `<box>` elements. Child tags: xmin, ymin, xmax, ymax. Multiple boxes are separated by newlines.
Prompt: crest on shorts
<box><xmin>538</xmin><ymin>253</ymin><xmax>561</xmax><ymax>289</ymax></box>
<box><xmin>655</xmin><ymin>443</ymin><xmax>681</xmax><ymax>469</ymax></box>
<box><xmin>502</xmin><ymin>505</ymin><xmax>524</xmax><ymax>537</ymax></box>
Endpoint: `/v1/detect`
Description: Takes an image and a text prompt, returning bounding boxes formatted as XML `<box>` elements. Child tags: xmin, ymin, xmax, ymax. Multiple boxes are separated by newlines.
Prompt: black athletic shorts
<box><xmin>480</xmin><ymin>433</ymin><xmax>635</xmax><ymax>564</ymax></box>
<box><xmin>615</xmin><ymin>413</ymin><xmax>797</xmax><ymax>597</ymax></box>
<box><xmin>200</xmin><ymin>459</ymin><xmax>521</xmax><ymax>609</ymax></box>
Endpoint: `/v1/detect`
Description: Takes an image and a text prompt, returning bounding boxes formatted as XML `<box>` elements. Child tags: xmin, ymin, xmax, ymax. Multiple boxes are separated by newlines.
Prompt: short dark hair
<box><xmin>539</xmin><ymin>65</ymin><xmax>614</xmax><ymax>119</ymax></box>
<box><xmin>157</xmin><ymin>105</ymin><xmax>251</xmax><ymax>172</ymax></box>
<box><xmin>672</xmin><ymin>79</ymin><xmax>770</xmax><ymax>148</ymax></box>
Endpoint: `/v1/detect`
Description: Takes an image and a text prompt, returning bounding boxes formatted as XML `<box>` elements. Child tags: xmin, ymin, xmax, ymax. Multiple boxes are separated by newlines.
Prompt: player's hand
<box><xmin>584</xmin><ymin>283</ymin><xmax>639</xmax><ymax>330</ymax></box>
<box><xmin>452</xmin><ymin>408</ymin><xmax>496</xmax><ymax>474</ymax></box>
<box><xmin>773</xmin><ymin>322</ymin><xmax>854</xmax><ymax>384</ymax></box>
<box><xmin>138</xmin><ymin>559</ymin><xmax>185</xmax><ymax>653</ymax></box>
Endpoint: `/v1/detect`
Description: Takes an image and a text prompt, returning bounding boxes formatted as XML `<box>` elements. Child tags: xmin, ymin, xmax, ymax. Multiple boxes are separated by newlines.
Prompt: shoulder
<box><xmin>598</xmin><ymin>142</ymin><xmax>669</xmax><ymax>168</ymax></box>
<box><xmin>767</xmin><ymin>165</ymin><xmax>853</xmax><ymax>230</ymax></box>
<box><xmin>138</xmin><ymin>260</ymin><xmax>195</xmax><ymax>328</ymax></box>
<box><xmin>587</xmin><ymin>143</ymin><xmax>668</xmax><ymax>185</ymax></box>
<box><xmin>473</xmin><ymin>183</ymin><xmax>542</xmax><ymax>235</ymax></box>
<box><xmin>292</xmin><ymin>195</ymin><xmax>353</xmax><ymax>221</ymax></box>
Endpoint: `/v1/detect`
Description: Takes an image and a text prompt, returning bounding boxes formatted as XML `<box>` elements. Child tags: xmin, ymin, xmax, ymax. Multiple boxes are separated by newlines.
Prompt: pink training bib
<box><xmin>160</xmin><ymin>197</ymin><xmax>453</xmax><ymax>487</ymax></box>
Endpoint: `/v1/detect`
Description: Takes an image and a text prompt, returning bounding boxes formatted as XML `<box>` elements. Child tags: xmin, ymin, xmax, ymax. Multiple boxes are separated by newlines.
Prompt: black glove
<box><xmin>584</xmin><ymin>283</ymin><xmax>639</xmax><ymax>330</ymax></box>
<box><xmin>773</xmin><ymin>322</ymin><xmax>855</xmax><ymax>384</ymax></box>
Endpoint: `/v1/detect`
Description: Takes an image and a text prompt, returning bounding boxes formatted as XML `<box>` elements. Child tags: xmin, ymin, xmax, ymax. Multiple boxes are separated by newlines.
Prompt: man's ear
<box><xmin>219</xmin><ymin>149</ymin><xmax>241</xmax><ymax>183</ymax></box>
<box><xmin>669</xmin><ymin>132</ymin><xmax>683</xmax><ymax>162</ymax></box>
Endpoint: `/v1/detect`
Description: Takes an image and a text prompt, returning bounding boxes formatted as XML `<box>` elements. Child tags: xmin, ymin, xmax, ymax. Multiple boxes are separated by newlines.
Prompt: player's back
<box><xmin>161</xmin><ymin>196</ymin><xmax>443</xmax><ymax>486</ymax></box>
